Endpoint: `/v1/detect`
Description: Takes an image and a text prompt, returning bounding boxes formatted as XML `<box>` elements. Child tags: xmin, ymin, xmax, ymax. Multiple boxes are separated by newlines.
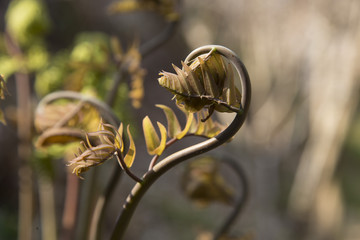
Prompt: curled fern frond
<box><xmin>158</xmin><ymin>48</ymin><xmax>242</xmax><ymax>121</ymax></box>
<box><xmin>68</xmin><ymin>120</ymin><xmax>135</xmax><ymax>178</ymax></box>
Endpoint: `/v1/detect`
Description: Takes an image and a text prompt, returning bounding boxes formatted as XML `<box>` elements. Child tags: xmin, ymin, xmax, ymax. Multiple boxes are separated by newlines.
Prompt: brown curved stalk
<box><xmin>212</xmin><ymin>155</ymin><xmax>249</xmax><ymax>240</ymax></box>
<box><xmin>110</xmin><ymin>45</ymin><xmax>251</xmax><ymax>240</ymax></box>
<box><xmin>36</xmin><ymin>90</ymin><xmax>120</xmax><ymax>127</ymax></box>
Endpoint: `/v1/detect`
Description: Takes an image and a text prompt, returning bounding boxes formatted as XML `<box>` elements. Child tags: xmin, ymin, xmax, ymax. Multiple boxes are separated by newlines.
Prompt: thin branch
<box><xmin>212</xmin><ymin>155</ymin><xmax>249</xmax><ymax>240</ymax></box>
<box><xmin>5</xmin><ymin>30</ymin><xmax>34</xmax><ymax>240</ymax></box>
<box><xmin>110</xmin><ymin>45</ymin><xmax>251</xmax><ymax>240</ymax></box>
<box><xmin>148</xmin><ymin>137</ymin><xmax>178</xmax><ymax>170</ymax></box>
<box><xmin>148</xmin><ymin>134</ymin><xmax>211</xmax><ymax>170</ymax></box>
<box><xmin>88</xmin><ymin>162</ymin><xmax>123</xmax><ymax>240</ymax></box>
<box><xmin>115</xmin><ymin>150</ymin><xmax>142</xmax><ymax>183</ymax></box>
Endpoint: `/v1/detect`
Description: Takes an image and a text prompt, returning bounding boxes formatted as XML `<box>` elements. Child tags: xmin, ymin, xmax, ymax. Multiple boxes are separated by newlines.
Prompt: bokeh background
<box><xmin>0</xmin><ymin>0</ymin><xmax>360</xmax><ymax>239</ymax></box>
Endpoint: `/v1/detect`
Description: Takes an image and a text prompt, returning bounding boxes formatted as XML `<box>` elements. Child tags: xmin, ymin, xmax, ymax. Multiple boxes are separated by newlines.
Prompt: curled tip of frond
<box><xmin>158</xmin><ymin>49</ymin><xmax>242</xmax><ymax>118</ymax></box>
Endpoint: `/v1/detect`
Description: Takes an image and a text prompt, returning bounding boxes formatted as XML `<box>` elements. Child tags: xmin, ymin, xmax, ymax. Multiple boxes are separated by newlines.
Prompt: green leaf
<box><xmin>143</xmin><ymin>116</ymin><xmax>160</xmax><ymax>154</ymax></box>
<box><xmin>156</xmin><ymin>104</ymin><xmax>181</xmax><ymax>138</ymax></box>
<box><xmin>202</xmin><ymin>117</ymin><xmax>223</xmax><ymax>138</ymax></box>
<box><xmin>190</xmin><ymin>113</ymin><xmax>205</xmax><ymax>135</ymax></box>
<box><xmin>116</xmin><ymin>123</ymin><xmax>124</xmax><ymax>152</ymax></box>
<box><xmin>156</xmin><ymin>122</ymin><xmax>167</xmax><ymax>155</ymax></box>
<box><xmin>143</xmin><ymin>116</ymin><xmax>167</xmax><ymax>155</ymax></box>
<box><xmin>188</xmin><ymin>111</ymin><xmax>225</xmax><ymax>138</ymax></box>
<box><xmin>123</xmin><ymin>125</ymin><xmax>136</xmax><ymax>168</ymax></box>
<box><xmin>176</xmin><ymin>112</ymin><xmax>194</xmax><ymax>139</ymax></box>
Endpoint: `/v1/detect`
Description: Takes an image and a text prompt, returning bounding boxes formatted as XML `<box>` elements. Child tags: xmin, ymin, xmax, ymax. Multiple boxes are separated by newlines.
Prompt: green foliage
<box><xmin>142</xmin><ymin>116</ymin><xmax>167</xmax><ymax>155</ymax></box>
<box><xmin>26</xmin><ymin>43</ymin><xmax>49</xmax><ymax>72</ymax></box>
<box><xmin>70</xmin><ymin>32</ymin><xmax>110</xmax><ymax>65</ymax></box>
<box><xmin>0</xmin><ymin>55</ymin><xmax>20</xmax><ymax>78</ymax></box>
<box><xmin>32</xmin><ymin>148</ymin><xmax>56</xmax><ymax>180</ymax></box>
<box><xmin>5</xmin><ymin>0</ymin><xmax>50</xmax><ymax>47</ymax></box>
<box><xmin>124</xmin><ymin>125</ymin><xmax>136</xmax><ymax>167</ymax></box>
<box><xmin>35</xmin><ymin>51</ymin><xmax>70</xmax><ymax>97</ymax></box>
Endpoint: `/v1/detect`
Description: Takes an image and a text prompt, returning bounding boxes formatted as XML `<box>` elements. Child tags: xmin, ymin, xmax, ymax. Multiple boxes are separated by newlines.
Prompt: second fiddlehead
<box><xmin>110</xmin><ymin>45</ymin><xmax>251</xmax><ymax>240</ymax></box>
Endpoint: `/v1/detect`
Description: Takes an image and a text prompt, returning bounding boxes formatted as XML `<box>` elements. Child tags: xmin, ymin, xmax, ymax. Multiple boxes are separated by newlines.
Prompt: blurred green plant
<box><xmin>5</xmin><ymin>0</ymin><xmax>50</xmax><ymax>47</ymax></box>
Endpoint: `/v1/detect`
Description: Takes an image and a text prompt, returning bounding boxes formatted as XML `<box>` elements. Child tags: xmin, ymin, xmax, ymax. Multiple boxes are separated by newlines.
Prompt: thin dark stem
<box><xmin>88</xmin><ymin>162</ymin><xmax>123</xmax><ymax>240</ymax></box>
<box><xmin>88</xmin><ymin>69</ymin><xmax>127</xmax><ymax>240</ymax></box>
<box><xmin>148</xmin><ymin>134</ymin><xmax>210</xmax><ymax>170</ymax></box>
<box><xmin>115</xmin><ymin>150</ymin><xmax>142</xmax><ymax>183</ymax></box>
<box><xmin>110</xmin><ymin>45</ymin><xmax>251</xmax><ymax>240</ymax></box>
<box><xmin>212</xmin><ymin>156</ymin><xmax>249</xmax><ymax>240</ymax></box>
<box><xmin>148</xmin><ymin>137</ymin><xmax>178</xmax><ymax>170</ymax></box>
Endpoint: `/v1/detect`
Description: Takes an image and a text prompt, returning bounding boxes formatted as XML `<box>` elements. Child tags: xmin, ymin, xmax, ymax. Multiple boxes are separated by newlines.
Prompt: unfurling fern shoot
<box><xmin>158</xmin><ymin>48</ymin><xmax>242</xmax><ymax>121</ymax></box>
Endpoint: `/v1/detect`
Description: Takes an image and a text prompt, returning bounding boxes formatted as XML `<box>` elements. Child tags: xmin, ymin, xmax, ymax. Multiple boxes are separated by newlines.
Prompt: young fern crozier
<box><xmin>68</xmin><ymin>120</ymin><xmax>136</xmax><ymax>179</ymax></box>
<box><xmin>110</xmin><ymin>45</ymin><xmax>251</xmax><ymax>240</ymax></box>
<box><xmin>63</xmin><ymin>45</ymin><xmax>250</xmax><ymax>240</ymax></box>
<box><xmin>158</xmin><ymin>48</ymin><xmax>242</xmax><ymax>121</ymax></box>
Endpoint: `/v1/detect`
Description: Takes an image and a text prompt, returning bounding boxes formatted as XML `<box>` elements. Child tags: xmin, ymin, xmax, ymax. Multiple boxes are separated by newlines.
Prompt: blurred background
<box><xmin>0</xmin><ymin>0</ymin><xmax>360</xmax><ymax>239</ymax></box>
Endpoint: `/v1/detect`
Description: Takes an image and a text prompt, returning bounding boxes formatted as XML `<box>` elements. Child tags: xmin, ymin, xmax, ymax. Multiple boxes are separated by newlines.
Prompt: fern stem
<box><xmin>212</xmin><ymin>155</ymin><xmax>249</xmax><ymax>239</ymax></box>
<box><xmin>110</xmin><ymin>45</ymin><xmax>251</xmax><ymax>240</ymax></box>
